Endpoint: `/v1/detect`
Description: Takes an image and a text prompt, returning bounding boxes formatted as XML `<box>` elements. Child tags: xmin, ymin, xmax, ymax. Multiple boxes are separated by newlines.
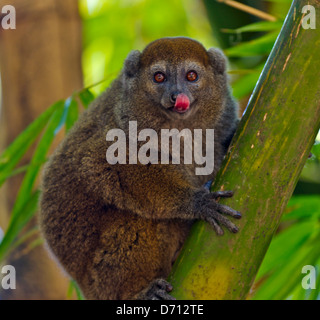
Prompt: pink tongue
<box><xmin>174</xmin><ymin>94</ymin><xmax>190</xmax><ymax>112</ymax></box>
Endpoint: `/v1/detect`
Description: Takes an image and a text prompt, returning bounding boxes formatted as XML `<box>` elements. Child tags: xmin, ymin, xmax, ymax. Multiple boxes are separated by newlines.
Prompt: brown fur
<box><xmin>39</xmin><ymin>37</ymin><xmax>238</xmax><ymax>300</ymax></box>
<box><xmin>140</xmin><ymin>37</ymin><xmax>210</xmax><ymax>67</ymax></box>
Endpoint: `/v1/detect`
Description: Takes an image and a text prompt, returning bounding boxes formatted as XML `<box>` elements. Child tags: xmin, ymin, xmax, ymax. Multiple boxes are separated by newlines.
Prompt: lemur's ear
<box><xmin>207</xmin><ymin>48</ymin><xmax>227</xmax><ymax>75</ymax></box>
<box><xmin>124</xmin><ymin>50</ymin><xmax>141</xmax><ymax>78</ymax></box>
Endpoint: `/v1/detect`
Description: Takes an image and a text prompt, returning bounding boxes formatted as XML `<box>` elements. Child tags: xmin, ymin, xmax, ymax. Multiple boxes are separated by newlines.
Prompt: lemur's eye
<box><xmin>154</xmin><ymin>72</ymin><xmax>166</xmax><ymax>83</ymax></box>
<box><xmin>186</xmin><ymin>71</ymin><xmax>198</xmax><ymax>82</ymax></box>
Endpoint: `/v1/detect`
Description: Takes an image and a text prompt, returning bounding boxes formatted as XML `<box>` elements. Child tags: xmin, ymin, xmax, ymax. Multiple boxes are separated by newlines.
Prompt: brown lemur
<box><xmin>39</xmin><ymin>37</ymin><xmax>241</xmax><ymax>300</ymax></box>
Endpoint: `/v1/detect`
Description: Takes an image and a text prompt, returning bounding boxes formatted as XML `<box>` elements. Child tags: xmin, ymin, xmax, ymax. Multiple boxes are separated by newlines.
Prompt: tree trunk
<box><xmin>169</xmin><ymin>0</ymin><xmax>320</xmax><ymax>299</ymax></box>
<box><xmin>0</xmin><ymin>0</ymin><xmax>82</xmax><ymax>299</ymax></box>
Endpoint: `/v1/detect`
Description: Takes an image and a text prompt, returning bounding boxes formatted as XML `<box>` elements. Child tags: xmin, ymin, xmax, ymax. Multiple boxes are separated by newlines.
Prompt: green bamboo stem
<box><xmin>169</xmin><ymin>0</ymin><xmax>320</xmax><ymax>300</ymax></box>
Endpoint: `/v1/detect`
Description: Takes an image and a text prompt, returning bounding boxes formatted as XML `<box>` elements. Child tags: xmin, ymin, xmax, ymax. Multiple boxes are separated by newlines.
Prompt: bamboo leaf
<box><xmin>0</xmin><ymin>190</ymin><xmax>40</xmax><ymax>261</ymax></box>
<box><xmin>255</xmin><ymin>221</ymin><xmax>314</xmax><ymax>277</ymax></box>
<box><xmin>0</xmin><ymin>101</ymin><xmax>62</xmax><ymax>187</ymax></box>
<box><xmin>67</xmin><ymin>280</ymin><xmax>85</xmax><ymax>300</ymax></box>
<box><xmin>65</xmin><ymin>98</ymin><xmax>79</xmax><ymax>132</ymax></box>
<box><xmin>0</xmin><ymin>101</ymin><xmax>65</xmax><ymax>262</ymax></box>
<box><xmin>222</xmin><ymin>20</ymin><xmax>283</xmax><ymax>34</ymax></box>
<box><xmin>228</xmin><ymin>69</ymin><xmax>259</xmax><ymax>75</ymax></box>
<box><xmin>0</xmin><ymin>160</ymin><xmax>48</xmax><ymax>182</ymax></box>
<box><xmin>254</xmin><ymin>245</ymin><xmax>313</xmax><ymax>299</ymax></box>
<box><xmin>283</xmin><ymin>196</ymin><xmax>320</xmax><ymax>220</ymax></box>
<box><xmin>10</xmin><ymin>101</ymin><xmax>65</xmax><ymax>221</ymax></box>
<box><xmin>8</xmin><ymin>226</ymin><xmax>39</xmax><ymax>253</ymax></box>
<box><xmin>254</xmin><ymin>208</ymin><xmax>320</xmax><ymax>300</ymax></box>
<box><xmin>254</xmin><ymin>242</ymin><xmax>320</xmax><ymax>300</ymax></box>
<box><xmin>311</xmin><ymin>142</ymin><xmax>320</xmax><ymax>160</ymax></box>
<box><xmin>232</xmin><ymin>64</ymin><xmax>264</xmax><ymax>99</ymax></box>
<box><xmin>225</xmin><ymin>32</ymin><xmax>278</xmax><ymax>57</ymax></box>
<box><xmin>79</xmin><ymin>89</ymin><xmax>95</xmax><ymax>109</ymax></box>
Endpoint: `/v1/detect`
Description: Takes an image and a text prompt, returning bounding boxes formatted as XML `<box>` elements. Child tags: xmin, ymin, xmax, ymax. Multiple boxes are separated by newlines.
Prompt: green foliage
<box><xmin>222</xmin><ymin>20</ymin><xmax>284</xmax><ymax>34</ymax></box>
<box><xmin>0</xmin><ymin>102</ymin><xmax>59</xmax><ymax>188</ymax></box>
<box><xmin>225</xmin><ymin>20</ymin><xmax>285</xmax><ymax>100</ymax></box>
<box><xmin>226</xmin><ymin>32</ymin><xmax>279</xmax><ymax>57</ymax></box>
<box><xmin>79</xmin><ymin>0</ymin><xmax>214</xmax><ymax>95</ymax></box>
<box><xmin>221</xmin><ymin>1</ymin><xmax>320</xmax><ymax>300</ymax></box>
<box><xmin>65</xmin><ymin>98</ymin><xmax>79</xmax><ymax>132</ymax></box>
<box><xmin>67</xmin><ymin>280</ymin><xmax>85</xmax><ymax>300</ymax></box>
<box><xmin>79</xmin><ymin>88</ymin><xmax>95</xmax><ymax>109</ymax></box>
<box><xmin>0</xmin><ymin>90</ymin><xmax>95</xmax><ymax>262</ymax></box>
<box><xmin>253</xmin><ymin>195</ymin><xmax>320</xmax><ymax>300</ymax></box>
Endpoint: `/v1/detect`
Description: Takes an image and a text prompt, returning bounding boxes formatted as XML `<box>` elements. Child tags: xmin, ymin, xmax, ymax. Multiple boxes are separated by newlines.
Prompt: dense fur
<box><xmin>39</xmin><ymin>37</ymin><xmax>238</xmax><ymax>300</ymax></box>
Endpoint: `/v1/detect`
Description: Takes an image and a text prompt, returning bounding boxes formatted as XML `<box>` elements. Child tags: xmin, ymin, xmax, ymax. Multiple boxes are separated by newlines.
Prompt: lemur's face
<box><xmin>123</xmin><ymin>37</ymin><xmax>228</xmax><ymax>122</ymax></box>
<box><xmin>144</xmin><ymin>59</ymin><xmax>209</xmax><ymax>120</ymax></box>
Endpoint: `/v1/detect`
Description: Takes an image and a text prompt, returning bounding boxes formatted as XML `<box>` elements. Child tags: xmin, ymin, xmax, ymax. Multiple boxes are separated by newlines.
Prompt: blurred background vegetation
<box><xmin>0</xmin><ymin>0</ymin><xmax>319</xmax><ymax>300</ymax></box>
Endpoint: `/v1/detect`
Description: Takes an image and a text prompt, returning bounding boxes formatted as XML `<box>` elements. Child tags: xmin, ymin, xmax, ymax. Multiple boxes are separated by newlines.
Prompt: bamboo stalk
<box><xmin>169</xmin><ymin>0</ymin><xmax>320</xmax><ymax>300</ymax></box>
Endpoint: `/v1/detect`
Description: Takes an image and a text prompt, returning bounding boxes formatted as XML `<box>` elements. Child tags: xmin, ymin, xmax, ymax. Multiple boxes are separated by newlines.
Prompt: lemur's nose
<box><xmin>170</xmin><ymin>91</ymin><xmax>180</xmax><ymax>104</ymax></box>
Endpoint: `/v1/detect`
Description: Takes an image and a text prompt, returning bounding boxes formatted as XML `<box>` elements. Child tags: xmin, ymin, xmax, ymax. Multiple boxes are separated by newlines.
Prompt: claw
<box><xmin>206</xmin><ymin>216</ymin><xmax>224</xmax><ymax>236</ymax></box>
<box><xmin>217</xmin><ymin>203</ymin><xmax>242</xmax><ymax>219</ymax></box>
<box><xmin>210</xmin><ymin>208</ymin><xmax>239</xmax><ymax>233</ymax></box>
<box><xmin>196</xmin><ymin>190</ymin><xmax>241</xmax><ymax>236</ymax></box>
<box><xmin>210</xmin><ymin>190</ymin><xmax>234</xmax><ymax>198</ymax></box>
<box><xmin>142</xmin><ymin>279</ymin><xmax>176</xmax><ymax>300</ymax></box>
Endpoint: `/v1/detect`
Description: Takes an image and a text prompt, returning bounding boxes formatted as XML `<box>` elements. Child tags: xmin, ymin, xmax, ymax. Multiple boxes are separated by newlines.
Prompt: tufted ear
<box><xmin>124</xmin><ymin>50</ymin><xmax>141</xmax><ymax>78</ymax></box>
<box><xmin>207</xmin><ymin>48</ymin><xmax>227</xmax><ymax>75</ymax></box>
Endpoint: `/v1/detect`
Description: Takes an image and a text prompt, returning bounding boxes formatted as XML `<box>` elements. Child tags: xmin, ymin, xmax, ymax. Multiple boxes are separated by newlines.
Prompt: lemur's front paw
<box><xmin>196</xmin><ymin>186</ymin><xmax>241</xmax><ymax>236</ymax></box>
<box><xmin>140</xmin><ymin>279</ymin><xmax>176</xmax><ymax>300</ymax></box>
